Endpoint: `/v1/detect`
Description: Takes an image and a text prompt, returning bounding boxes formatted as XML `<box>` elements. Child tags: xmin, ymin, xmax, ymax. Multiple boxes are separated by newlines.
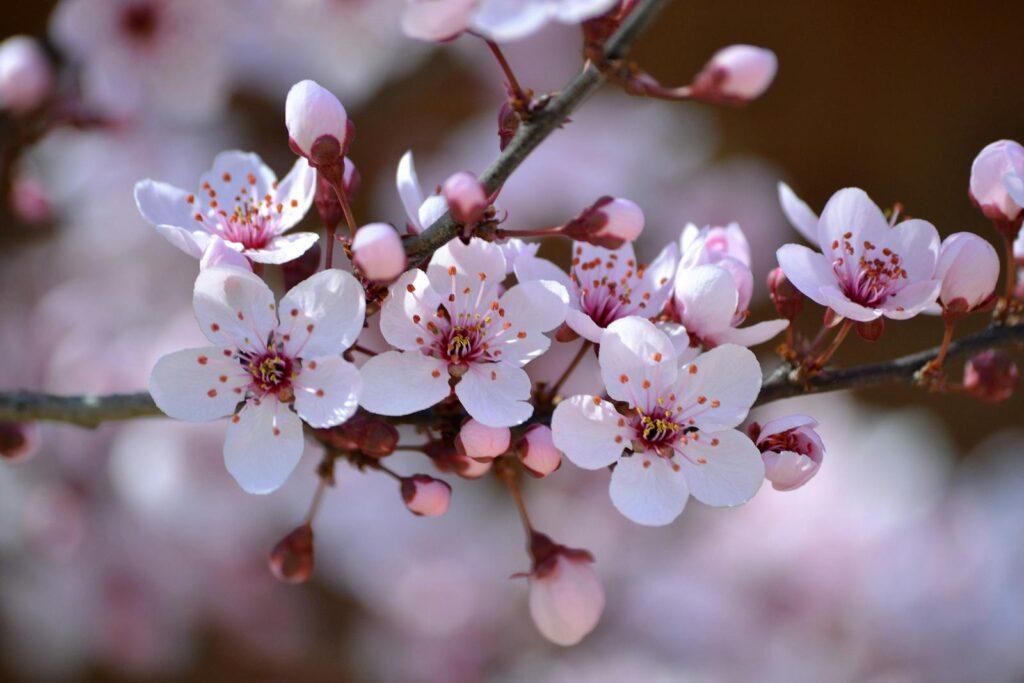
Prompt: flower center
<box><xmin>242</xmin><ymin>350</ymin><xmax>294</xmax><ymax>398</ymax></box>
<box><xmin>571</xmin><ymin>249</ymin><xmax>648</xmax><ymax>328</ymax></box>
<box><xmin>831</xmin><ymin>234</ymin><xmax>907</xmax><ymax>307</ymax></box>
<box><xmin>639</xmin><ymin>414</ymin><xmax>681</xmax><ymax>444</ymax></box>
<box><xmin>214</xmin><ymin>206</ymin><xmax>275</xmax><ymax>250</ymax></box>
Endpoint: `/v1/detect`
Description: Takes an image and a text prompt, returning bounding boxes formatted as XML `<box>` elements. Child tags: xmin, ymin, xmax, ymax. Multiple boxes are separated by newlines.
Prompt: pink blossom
<box><xmin>692</xmin><ymin>45</ymin><xmax>778</xmax><ymax>103</ymax></box>
<box><xmin>750</xmin><ymin>415</ymin><xmax>825</xmax><ymax>491</ymax></box>
<box><xmin>442</xmin><ymin>171</ymin><xmax>488</xmax><ymax>225</ymax></box>
<box><xmin>149</xmin><ymin>267</ymin><xmax>365</xmax><ymax>493</ymax></box>
<box><xmin>776</xmin><ymin>188</ymin><xmax>941</xmax><ymax>322</ymax></box>
<box><xmin>285</xmin><ymin>79</ymin><xmax>349</xmax><ymax>162</ymax></box>
<box><xmin>525</xmin><ymin>532</ymin><xmax>605</xmax><ymax>646</ymax></box>
<box><xmin>401</xmin><ymin>475</ymin><xmax>453</xmax><ymax>517</ymax></box>
<box><xmin>0</xmin><ymin>36</ymin><xmax>53</xmax><ymax>113</ymax></box>
<box><xmin>352</xmin><ymin>223</ymin><xmax>407</xmax><ymax>282</ymax></box>
<box><xmin>134</xmin><ymin>151</ymin><xmax>318</xmax><ymax>265</ymax></box>
<box><xmin>934</xmin><ymin>232</ymin><xmax>999</xmax><ymax>314</ymax></box>
<box><xmin>359</xmin><ymin>238</ymin><xmax>568</xmax><ymax>427</ymax></box>
<box><xmin>969</xmin><ymin>140</ymin><xmax>1024</xmax><ymax>225</ymax></box>
<box><xmin>403</xmin><ymin>0</ymin><xmax>619</xmax><ymax>43</ymax></box>
<box><xmin>516</xmin><ymin>424</ymin><xmax>562</xmax><ymax>477</ymax></box>
<box><xmin>457</xmin><ymin>418</ymin><xmax>511</xmax><ymax>460</ymax></box>
<box><xmin>551</xmin><ymin>317</ymin><xmax>764</xmax><ymax>526</ymax></box>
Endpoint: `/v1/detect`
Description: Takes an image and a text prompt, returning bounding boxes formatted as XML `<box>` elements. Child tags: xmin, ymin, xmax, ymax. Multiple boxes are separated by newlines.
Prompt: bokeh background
<box><xmin>0</xmin><ymin>1</ymin><xmax>1022</xmax><ymax>681</ymax></box>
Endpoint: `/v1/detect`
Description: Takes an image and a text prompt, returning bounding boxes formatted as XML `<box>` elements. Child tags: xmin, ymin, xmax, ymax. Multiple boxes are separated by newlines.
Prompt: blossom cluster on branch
<box><xmin>0</xmin><ymin>0</ymin><xmax>1022</xmax><ymax>650</ymax></box>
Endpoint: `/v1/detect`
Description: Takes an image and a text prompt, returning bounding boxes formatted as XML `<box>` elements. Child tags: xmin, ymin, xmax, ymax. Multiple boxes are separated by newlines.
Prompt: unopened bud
<box><xmin>400</xmin><ymin>474</ymin><xmax>452</xmax><ymax>516</ymax></box>
<box><xmin>526</xmin><ymin>531</ymin><xmax>604</xmax><ymax>647</ymax></box>
<box><xmin>963</xmin><ymin>349</ymin><xmax>1019</xmax><ymax>404</ymax></box>
<box><xmin>562</xmin><ymin>196</ymin><xmax>645</xmax><ymax>249</ymax></box>
<box><xmin>352</xmin><ymin>223</ymin><xmax>407</xmax><ymax>282</ymax></box>
<box><xmin>442</xmin><ymin>172</ymin><xmax>488</xmax><ymax>225</ymax></box>
<box><xmin>969</xmin><ymin>139</ymin><xmax>1024</xmax><ymax>230</ymax></box>
<box><xmin>456</xmin><ymin>418</ymin><xmax>511</xmax><ymax>461</ymax></box>
<box><xmin>516</xmin><ymin>425</ymin><xmax>561</xmax><ymax>477</ymax></box>
<box><xmin>424</xmin><ymin>440</ymin><xmax>494</xmax><ymax>478</ymax></box>
<box><xmin>767</xmin><ymin>267</ymin><xmax>804</xmax><ymax>321</ymax></box>
<box><xmin>286</xmin><ymin>79</ymin><xmax>348</xmax><ymax>163</ymax></box>
<box><xmin>0</xmin><ymin>36</ymin><xmax>53</xmax><ymax>114</ymax></box>
<box><xmin>268</xmin><ymin>523</ymin><xmax>314</xmax><ymax>584</ymax></box>
<box><xmin>316</xmin><ymin>411</ymin><xmax>399</xmax><ymax>457</ymax></box>
<box><xmin>935</xmin><ymin>232</ymin><xmax>1000</xmax><ymax>314</ymax></box>
<box><xmin>0</xmin><ymin>422</ymin><xmax>39</xmax><ymax>463</ymax></box>
<box><xmin>691</xmin><ymin>45</ymin><xmax>778</xmax><ymax>104</ymax></box>
<box><xmin>750</xmin><ymin>415</ymin><xmax>824</xmax><ymax>491</ymax></box>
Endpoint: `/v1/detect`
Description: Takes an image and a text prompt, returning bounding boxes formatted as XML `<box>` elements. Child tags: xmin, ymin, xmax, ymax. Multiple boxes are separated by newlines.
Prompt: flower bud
<box><xmin>963</xmin><ymin>349</ymin><xmax>1019</xmax><ymax>404</ymax></box>
<box><xmin>456</xmin><ymin>418</ymin><xmax>511</xmax><ymax>461</ymax></box>
<box><xmin>692</xmin><ymin>45</ymin><xmax>777</xmax><ymax>103</ymax></box>
<box><xmin>401</xmin><ymin>0</ymin><xmax>475</xmax><ymax>42</ymax></box>
<box><xmin>935</xmin><ymin>232</ymin><xmax>1000</xmax><ymax>314</ymax></box>
<box><xmin>442</xmin><ymin>172</ymin><xmax>488</xmax><ymax>225</ymax></box>
<box><xmin>400</xmin><ymin>474</ymin><xmax>452</xmax><ymax>516</ymax></box>
<box><xmin>516</xmin><ymin>425</ymin><xmax>562</xmax><ymax>477</ymax></box>
<box><xmin>0</xmin><ymin>36</ymin><xmax>53</xmax><ymax>114</ymax></box>
<box><xmin>315</xmin><ymin>411</ymin><xmax>399</xmax><ymax>458</ymax></box>
<box><xmin>969</xmin><ymin>140</ymin><xmax>1024</xmax><ymax>229</ymax></box>
<box><xmin>526</xmin><ymin>532</ymin><xmax>604</xmax><ymax>647</ymax></box>
<box><xmin>285</xmin><ymin>80</ymin><xmax>348</xmax><ymax>163</ymax></box>
<box><xmin>562</xmin><ymin>196</ymin><xmax>645</xmax><ymax>249</ymax></box>
<box><xmin>767</xmin><ymin>267</ymin><xmax>804</xmax><ymax>321</ymax></box>
<box><xmin>352</xmin><ymin>223</ymin><xmax>407</xmax><ymax>282</ymax></box>
<box><xmin>0</xmin><ymin>422</ymin><xmax>39</xmax><ymax>463</ymax></box>
<box><xmin>749</xmin><ymin>415</ymin><xmax>824</xmax><ymax>491</ymax></box>
<box><xmin>268</xmin><ymin>523</ymin><xmax>314</xmax><ymax>584</ymax></box>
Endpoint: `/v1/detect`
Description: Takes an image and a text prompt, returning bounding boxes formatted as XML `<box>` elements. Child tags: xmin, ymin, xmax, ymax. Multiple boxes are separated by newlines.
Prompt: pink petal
<box><xmin>609</xmin><ymin>454</ymin><xmax>689</xmax><ymax>526</ymax></box>
<box><xmin>677</xmin><ymin>428</ymin><xmax>764</xmax><ymax>506</ymax></box>
<box><xmin>598</xmin><ymin>317</ymin><xmax>678</xmax><ymax>409</ymax></box>
<box><xmin>674</xmin><ymin>344</ymin><xmax>762</xmax><ymax>432</ymax></box>
<box><xmin>279</xmin><ymin>268</ymin><xmax>366</xmax><ymax>358</ymax></box>
<box><xmin>223</xmin><ymin>398</ymin><xmax>304</xmax><ymax>495</ymax></box>
<box><xmin>293</xmin><ymin>356</ymin><xmax>361</xmax><ymax>428</ymax></box>
<box><xmin>149</xmin><ymin>347</ymin><xmax>248</xmax><ymax>422</ymax></box>
<box><xmin>551</xmin><ymin>394</ymin><xmax>630</xmax><ymax>470</ymax></box>
<box><xmin>358</xmin><ymin>351</ymin><xmax>450</xmax><ymax>416</ymax></box>
<box><xmin>193</xmin><ymin>266</ymin><xmax>278</xmax><ymax>353</ymax></box>
<box><xmin>455</xmin><ymin>360</ymin><xmax>533</xmax><ymax>427</ymax></box>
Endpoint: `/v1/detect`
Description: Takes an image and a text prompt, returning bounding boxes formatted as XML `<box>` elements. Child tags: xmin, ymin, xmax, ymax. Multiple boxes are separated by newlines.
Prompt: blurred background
<box><xmin>0</xmin><ymin>1</ymin><xmax>1021</xmax><ymax>681</ymax></box>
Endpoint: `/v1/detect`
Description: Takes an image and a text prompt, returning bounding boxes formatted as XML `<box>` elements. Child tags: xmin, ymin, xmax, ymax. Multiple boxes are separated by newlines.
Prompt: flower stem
<box><xmin>304</xmin><ymin>478</ymin><xmax>327</xmax><ymax>526</ymax></box>
<box><xmin>324</xmin><ymin>224</ymin><xmax>336</xmax><ymax>270</ymax></box>
<box><xmin>483</xmin><ymin>39</ymin><xmax>528</xmax><ymax>104</ymax></box>
<box><xmin>1002</xmin><ymin>233</ymin><xmax>1017</xmax><ymax>299</ymax></box>
<box><xmin>812</xmin><ymin>319</ymin><xmax>854</xmax><ymax>369</ymax></box>
<box><xmin>544</xmin><ymin>341</ymin><xmax>591</xmax><ymax>402</ymax></box>
<box><xmin>497</xmin><ymin>461</ymin><xmax>533</xmax><ymax>538</ymax></box>
<box><xmin>933</xmin><ymin>318</ymin><xmax>956</xmax><ymax>369</ymax></box>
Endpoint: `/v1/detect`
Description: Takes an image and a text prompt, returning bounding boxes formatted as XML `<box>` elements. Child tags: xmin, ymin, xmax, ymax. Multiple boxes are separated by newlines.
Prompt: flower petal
<box><xmin>609</xmin><ymin>454</ymin><xmax>689</xmax><ymax>526</ymax></box>
<box><xmin>513</xmin><ymin>252</ymin><xmax>572</xmax><ymax>290</ymax></box>
<box><xmin>279</xmin><ymin>268</ymin><xmax>366</xmax><ymax>358</ymax></box>
<box><xmin>675</xmin><ymin>344</ymin><xmax>761</xmax><ymax>432</ymax></box>
<box><xmin>472</xmin><ymin>0</ymin><xmax>552</xmax><ymax>41</ymax></box>
<box><xmin>565</xmin><ymin>308</ymin><xmax>605</xmax><ymax>344</ymax></box>
<box><xmin>245</xmin><ymin>232</ymin><xmax>320</xmax><ymax>265</ymax></box>
<box><xmin>709</xmin><ymin>318</ymin><xmax>789</xmax><ymax>348</ymax></box>
<box><xmin>883</xmin><ymin>218</ymin><xmax>940</xmax><ymax>284</ymax></box>
<box><xmin>198</xmin><ymin>151</ymin><xmax>275</xmax><ymax>215</ymax></box>
<box><xmin>155</xmin><ymin>224</ymin><xmax>212</xmax><ymax>259</ymax></box>
<box><xmin>274</xmin><ymin>158</ymin><xmax>316</xmax><ymax>231</ymax></box>
<box><xmin>293</xmin><ymin>356</ymin><xmax>361</xmax><ymax>428</ymax></box>
<box><xmin>224</xmin><ymin>398</ymin><xmax>304</xmax><ymax>495</ymax></box>
<box><xmin>133</xmin><ymin>179</ymin><xmax>202</xmax><ymax>231</ymax></box>
<box><xmin>633</xmin><ymin>241</ymin><xmax>680</xmax><ymax>315</ymax></box>
<box><xmin>428</xmin><ymin>237</ymin><xmax>507</xmax><ymax>294</ymax></box>
<box><xmin>777</xmin><ymin>182</ymin><xmax>819</xmax><ymax>243</ymax></box>
<box><xmin>775</xmin><ymin>243</ymin><xmax>835</xmax><ymax>308</ymax></box>
<box><xmin>551</xmin><ymin>394</ymin><xmax>629</xmax><ymax>470</ymax></box>
<box><xmin>673</xmin><ymin>264</ymin><xmax>739</xmax><ymax>338</ymax></box>
<box><xmin>819</xmin><ymin>285</ymin><xmax>882</xmax><ymax>322</ymax></box>
<box><xmin>149</xmin><ymin>347</ymin><xmax>247</xmax><ymax>422</ymax></box>
<box><xmin>881</xmin><ymin>280</ymin><xmax>942</xmax><ymax>320</ymax></box>
<box><xmin>677</xmin><ymin>428</ymin><xmax>763</xmax><ymax>507</ymax></box>
<box><xmin>817</xmin><ymin>187</ymin><xmax>890</xmax><ymax>253</ymax></box>
<box><xmin>599</xmin><ymin>317</ymin><xmax>678</xmax><ymax>408</ymax></box>
<box><xmin>455</xmin><ymin>361</ymin><xmax>533</xmax><ymax>427</ymax></box>
<box><xmin>358</xmin><ymin>351</ymin><xmax>450</xmax><ymax>416</ymax></box>
<box><xmin>396</xmin><ymin>150</ymin><xmax>426</xmax><ymax>231</ymax></box>
<box><xmin>499</xmin><ymin>280</ymin><xmax>569</xmax><ymax>332</ymax></box>
<box><xmin>379</xmin><ymin>269</ymin><xmax>442</xmax><ymax>351</ymax></box>
<box><xmin>193</xmin><ymin>266</ymin><xmax>278</xmax><ymax>352</ymax></box>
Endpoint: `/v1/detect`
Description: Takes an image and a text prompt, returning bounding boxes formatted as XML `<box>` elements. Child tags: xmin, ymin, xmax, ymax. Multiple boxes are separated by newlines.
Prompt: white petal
<box><xmin>599</xmin><ymin>317</ymin><xmax>677</xmax><ymax>408</ymax></box>
<box><xmin>134</xmin><ymin>179</ymin><xmax>201</xmax><ymax>230</ymax></box>
<box><xmin>609</xmin><ymin>454</ymin><xmax>689</xmax><ymax>526</ymax></box>
<box><xmin>155</xmin><ymin>224</ymin><xmax>212</xmax><ymax>259</ymax></box>
<box><xmin>428</xmin><ymin>237</ymin><xmax>507</xmax><ymax>293</ymax></box>
<box><xmin>358</xmin><ymin>351</ymin><xmax>450</xmax><ymax>416</ymax></box>
<box><xmin>678</xmin><ymin>429</ymin><xmax>764</xmax><ymax>507</ymax></box>
<box><xmin>673</xmin><ymin>264</ymin><xmax>739</xmax><ymax>338</ymax></box>
<box><xmin>881</xmin><ymin>280</ymin><xmax>942</xmax><ymax>320</ymax></box>
<box><xmin>396</xmin><ymin>150</ymin><xmax>426</xmax><ymax>231</ymax></box>
<box><xmin>656</xmin><ymin>321</ymin><xmax>701</xmax><ymax>365</ymax></box>
<box><xmin>565</xmin><ymin>308</ymin><xmax>605</xmax><ymax>344</ymax></box>
<box><xmin>274</xmin><ymin>158</ymin><xmax>316</xmax><ymax>231</ymax></box>
<box><xmin>817</xmin><ymin>187</ymin><xmax>890</xmax><ymax>253</ymax></box>
<box><xmin>552</xmin><ymin>0</ymin><xmax>619</xmax><ymax>22</ymax></box>
<box><xmin>279</xmin><ymin>268</ymin><xmax>366</xmax><ymax>358</ymax></box>
<box><xmin>551</xmin><ymin>395</ymin><xmax>629</xmax><ymax>469</ymax></box>
<box><xmin>883</xmin><ymin>218</ymin><xmax>940</xmax><ymax>284</ymax></box>
<box><xmin>675</xmin><ymin>344</ymin><xmax>762</xmax><ymax>432</ymax></box>
<box><xmin>709</xmin><ymin>318</ymin><xmax>789</xmax><ymax>348</ymax></box>
<box><xmin>498</xmin><ymin>280</ymin><xmax>569</xmax><ymax>332</ymax></box>
<box><xmin>418</xmin><ymin>194</ymin><xmax>449</xmax><ymax>231</ymax></box>
<box><xmin>379</xmin><ymin>269</ymin><xmax>442</xmax><ymax>351</ymax></box>
<box><xmin>193</xmin><ymin>266</ymin><xmax>278</xmax><ymax>352</ymax></box>
<box><xmin>149</xmin><ymin>347</ymin><xmax>247</xmax><ymax>422</ymax></box>
<box><xmin>1005</xmin><ymin>170</ymin><xmax>1024</xmax><ymax>207</ymax></box>
<box><xmin>245</xmin><ymin>232</ymin><xmax>320</xmax><ymax>265</ymax></box>
<box><xmin>200</xmin><ymin>236</ymin><xmax>251</xmax><ymax>272</ymax></box>
<box><xmin>775</xmin><ymin>243</ymin><xmax>835</xmax><ymax>308</ymax></box>
<box><xmin>224</xmin><ymin>398</ymin><xmax>304</xmax><ymax>495</ymax></box>
<box><xmin>294</xmin><ymin>356</ymin><xmax>361</xmax><ymax>428</ymax></box>
<box><xmin>633</xmin><ymin>241</ymin><xmax>679</xmax><ymax>314</ymax></box>
<box><xmin>819</xmin><ymin>286</ymin><xmax>882</xmax><ymax>322</ymax></box>
<box><xmin>777</xmin><ymin>182</ymin><xmax>819</xmax><ymax>243</ymax></box>
<box><xmin>513</xmin><ymin>252</ymin><xmax>572</xmax><ymax>289</ymax></box>
<box><xmin>455</xmin><ymin>361</ymin><xmax>533</xmax><ymax>427</ymax></box>
<box><xmin>472</xmin><ymin>0</ymin><xmax>552</xmax><ymax>41</ymax></box>
<box><xmin>198</xmin><ymin>151</ymin><xmax>276</xmax><ymax>214</ymax></box>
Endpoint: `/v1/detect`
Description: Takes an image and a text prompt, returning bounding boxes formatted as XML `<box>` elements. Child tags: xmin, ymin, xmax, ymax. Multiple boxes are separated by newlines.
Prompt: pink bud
<box><xmin>400</xmin><ymin>475</ymin><xmax>452</xmax><ymax>516</ymax></box>
<box><xmin>352</xmin><ymin>223</ymin><xmax>407</xmax><ymax>282</ymax></box>
<box><xmin>442</xmin><ymin>171</ymin><xmax>488</xmax><ymax>225</ymax></box>
<box><xmin>452</xmin><ymin>452</ymin><xmax>493</xmax><ymax>479</ymax></box>
<box><xmin>750</xmin><ymin>415</ymin><xmax>824</xmax><ymax>491</ymax></box>
<box><xmin>401</xmin><ymin>0</ymin><xmax>475</xmax><ymax>42</ymax></box>
<box><xmin>526</xmin><ymin>533</ymin><xmax>604</xmax><ymax>647</ymax></box>
<box><xmin>964</xmin><ymin>349</ymin><xmax>1019</xmax><ymax>404</ymax></box>
<box><xmin>456</xmin><ymin>418</ymin><xmax>511</xmax><ymax>461</ymax></box>
<box><xmin>0</xmin><ymin>36</ymin><xmax>53</xmax><ymax>114</ymax></box>
<box><xmin>767</xmin><ymin>267</ymin><xmax>804</xmax><ymax>321</ymax></box>
<box><xmin>285</xmin><ymin>80</ymin><xmax>348</xmax><ymax>163</ymax></box>
<box><xmin>693</xmin><ymin>45</ymin><xmax>778</xmax><ymax>103</ymax></box>
<box><xmin>562</xmin><ymin>196</ymin><xmax>645</xmax><ymax>248</ymax></box>
<box><xmin>969</xmin><ymin>140</ymin><xmax>1024</xmax><ymax>228</ymax></box>
<box><xmin>516</xmin><ymin>425</ymin><xmax>562</xmax><ymax>477</ymax></box>
<box><xmin>268</xmin><ymin>523</ymin><xmax>314</xmax><ymax>584</ymax></box>
<box><xmin>935</xmin><ymin>232</ymin><xmax>999</xmax><ymax>314</ymax></box>
<box><xmin>0</xmin><ymin>422</ymin><xmax>39</xmax><ymax>463</ymax></box>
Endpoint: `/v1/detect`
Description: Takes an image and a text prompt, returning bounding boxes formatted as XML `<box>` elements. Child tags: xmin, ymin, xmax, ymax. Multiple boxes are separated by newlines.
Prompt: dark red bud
<box><xmin>554</xmin><ymin>322</ymin><xmax>580</xmax><ymax>343</ymax></box>
<box><xmin>309</xmin><ymin>134</ymin><xmax>343</xmax><ymax>168</ymax></box>
<box><xmin>316</xmin><ymin>412</ymin><xmax>399</xmax><ymax>458</ymax></box>
<box><xmin>528</xmin><ymin>531</ymin><xmax>595</xmax><ymax>578</ymax></box>
<box><xmin>268</xmin><ymin>523</ymin><xmax>314</xmax><ymax>584</ymax></box>
<box><xmin>0</xmin><ymin>422</ymin><xmax>38</xmax><ymax>462</ymax></box>
<box><xmin>963</xmin><ymin>349</ymin><xmax>1019</xmax><ymax>404</ymax></box>
<box><xmin>855</xmin><ymin>318</ymin><xmax>885</xmax><ymax>342</ymax></box>
<box><xmin>767</xmin><ymin>267</ymin><xmax>804</xmax><ymax>321</ymax></box>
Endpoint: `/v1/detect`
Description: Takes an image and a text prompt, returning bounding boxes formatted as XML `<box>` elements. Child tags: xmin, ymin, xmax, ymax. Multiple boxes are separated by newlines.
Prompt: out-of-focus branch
<box><xmin>3</xmin><ymin>323</ymin><xmax>1021</xmax><ymax>429</ymax></box>
<box><xmin>402</xmin><ymin>0</ymin><xmax>671</xmax><ymax>262</ymax></box>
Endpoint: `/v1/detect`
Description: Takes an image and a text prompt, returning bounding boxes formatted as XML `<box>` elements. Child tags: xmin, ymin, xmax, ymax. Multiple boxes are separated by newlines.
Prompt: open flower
<box><xmin>776</xmin><ymin>188</ymin><xmax>941</xmax><ymax>322</ymax></box>
<box><xmin>402</xmin><ymin>0</ymin><xmax>619</xmax><ymax>43</ymax></box>
<box><xmin>551</xmin><ymin>317</ymin><xmax>764</xmax><ymax>526</ymax></box>
<box><xmin>135</xmin><ymin>151</ymin><xmax>318</xmax><ymax>265</ymax></box>
<box><xmin>149</xmin><ymin>267</ymin><xmax>365</xmax><ymax>494</ymax></box>
<box><xmin>359</xmin><ymin>238</ymin><xmax>568</xmax><ymax>427</ymax></box>
<box><xmin>516</xmin><ymin>241</ymin><xmax>678</xmax><ymax>344</ymax></box>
